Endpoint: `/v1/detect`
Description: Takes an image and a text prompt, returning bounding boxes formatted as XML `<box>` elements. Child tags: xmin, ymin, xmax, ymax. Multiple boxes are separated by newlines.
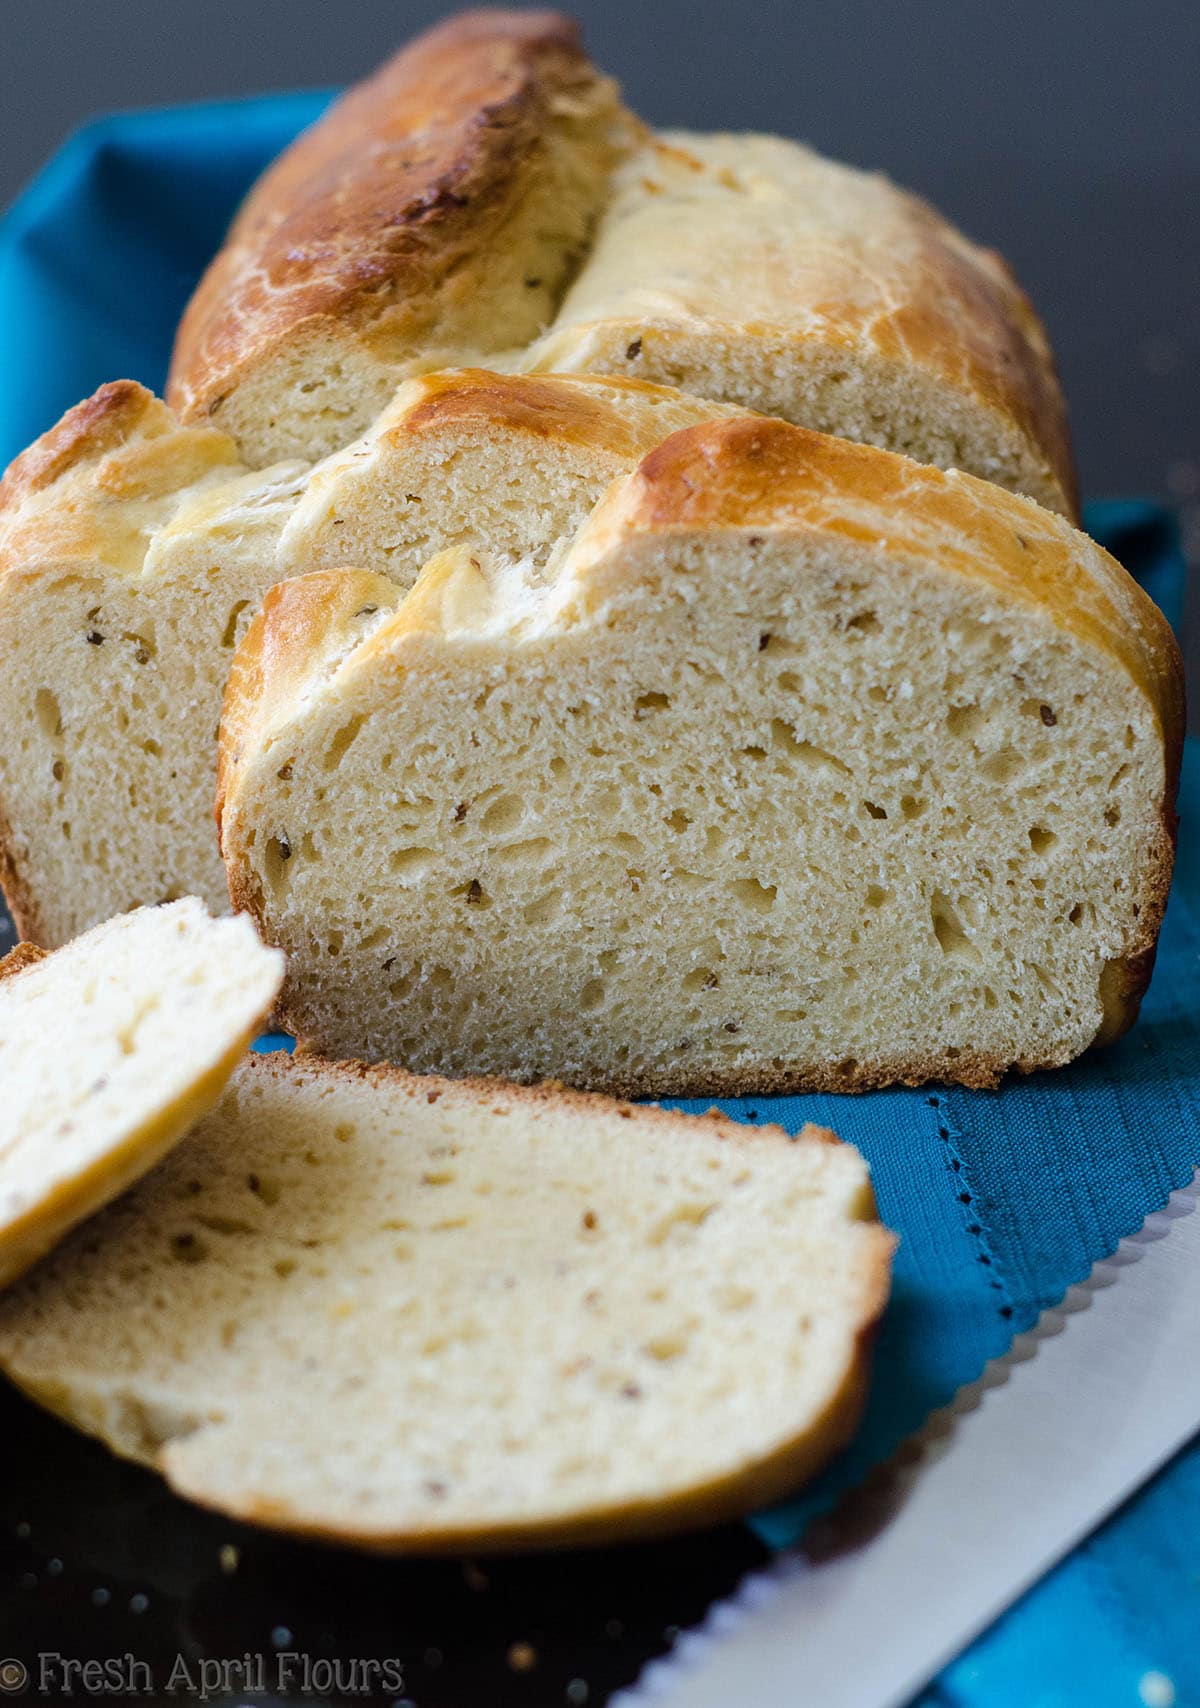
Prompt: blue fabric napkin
<box><xmin>3</xmin><ymin>98</ymin><xmax>1196</xmax><ymax>1707</ymax></box>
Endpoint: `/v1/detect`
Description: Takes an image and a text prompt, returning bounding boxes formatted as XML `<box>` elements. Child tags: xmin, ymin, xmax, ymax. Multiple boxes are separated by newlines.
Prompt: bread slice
<box><xmin>0</xmin><ymin>1052</ymin><xmax>893</xmax><ymax>1550</ymax></box>
<box><xmin>0</xmin><ymin>382</ymin><xmax>308</xmax><ymax>945</ymax></box>
<box><xmin>218</xmin><ymin>418</ymin><xmax>1182</xmax><ymax>1095</ymax></box>
<box><xmin>167</xmin><ymin>11</ymin><xmax>635</xmax><ymax>466</ymax></box>
<box><xmin>0</xmin><ymin>899</ymin><xmax>282</xmax><ymax>1289</ymax></box>
<box><xmin>521</xmin><ymin>131</ymin><xmax>1077</xmax><ymax>517</ymax></box>
<box><xmin>0</xmin><ymin>373</ymin><xmax>731</xmax><ymax>945</ymax></box>
<box><xmin>278</xmin><ymin>367</ymin><xmax>744</xmax><ymax>586</ymax></box>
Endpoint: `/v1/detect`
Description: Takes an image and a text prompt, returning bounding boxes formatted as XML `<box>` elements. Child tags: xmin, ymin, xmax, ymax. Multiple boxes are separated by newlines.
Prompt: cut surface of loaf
<box><xmin>0</xmin><ymin>373</ymin><xmax>733</xmax><ymax>945</ymax></box>
<box><xmin>520</xmin><ymin>131</ymin><xmax>1076</xmax><ymax>516</ymax></box>
<box><xmin>0</xmin><ymin>1052</ymin><xmax>893</xmax><ymax>1550</ymax></box>
<box><xmin>0</xmin><ymin>899</ymin><xmax>282</xmax><ymax>1289</ymax></box>
<box><xmin>219</xmin><ymin>419</ymin><xmax>1182</xmax><ymax>1095</ymax></box>
<box><xmin>278</xmin><ymin>367</ymin><xmax>744</xmax><ymax>585</ymax></box>
<box><xmin>167</xmin><ymin>10</ymin><xmax>636</xmax><ymax>466</ymax></box>
<box><xmin>0</xmin><ymin>382</ymin><xmax>307</xmax><ymax>945</ymax></box>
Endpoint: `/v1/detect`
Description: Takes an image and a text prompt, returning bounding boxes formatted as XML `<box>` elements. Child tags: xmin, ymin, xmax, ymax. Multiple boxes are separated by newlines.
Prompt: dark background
<box><xmin>4</xmin><ymin>0</ymin><xmax>1198</xmax><ymax>507</ymax></box>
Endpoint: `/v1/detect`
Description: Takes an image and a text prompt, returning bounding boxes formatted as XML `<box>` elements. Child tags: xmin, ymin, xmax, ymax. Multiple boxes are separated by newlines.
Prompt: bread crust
<box><xmin>384</xmin><ymin>366</ymin><xmax>742</xmax><ymax>459</ymax></box>
<box><xmin>0</xmin><ymin>942</ymin><xmax>47</xmax><ymax>982</ymax></box>
<box><xmin>0</xmin><ymin>382</ymin><xmax>163</xmax><ymax>510</ymax></box>
<box><xmin>167</xmin><ymin>10</ymin><xmax>630</xmax><ymax>459</ymax></box>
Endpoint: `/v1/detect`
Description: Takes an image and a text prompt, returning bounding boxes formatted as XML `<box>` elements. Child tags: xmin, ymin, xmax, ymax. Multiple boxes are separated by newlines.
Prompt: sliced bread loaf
<box><xmin>218</xmin><ymin>419</ymin><xmax>1182</xmax><ymax>1094</ymax></box>
<box><xmin>0</xmin><ymin>899</ymin><xmax>282</xmax><ymax>1288</ymax></box>
<box><xmin>0</xmin><ymin>1052</ymin><xmax>892</xmax><ymax>1549</ymax></box>
<box><xmin>0</xmin><ymin>373</ymin><xmax>728</xmax><ymax>945</ymax></box>
<box><xmin>520</xmin><ymin>131</ymin><xmax>1076</xmax><ymax>516</ymax></box>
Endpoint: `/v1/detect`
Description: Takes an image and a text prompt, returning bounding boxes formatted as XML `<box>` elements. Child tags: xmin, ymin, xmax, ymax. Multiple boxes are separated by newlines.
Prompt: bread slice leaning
<box><xmin>218</xmin><ymin>418</ymin><xmax>1182</xmax><ymax>1095</ymax></box>
<box><xmin>0</xmin><ymin>1052</ymin><xmax>893</xmax><ymax>1551</ymax></box>
<box><xmin>0</xmin><ymin>899</ymin><xmax>282</xmax><ymax>1289</ymax></box>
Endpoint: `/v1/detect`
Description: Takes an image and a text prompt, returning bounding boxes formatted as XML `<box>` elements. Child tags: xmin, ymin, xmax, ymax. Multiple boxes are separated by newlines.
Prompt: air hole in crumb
<box><xmin>846</xmin><ymin>610</ymin><xmax>880</xmax><ymax>634</ymax></box>
<box><xmin>390</xmin><ymin>846</ymin><xmax>434</xmax><ymax>879</ymax></box>
<box><xmin>481</xmin><ymin>794</ymin><xmax>524</xmax><ymax>834</ymax></box>
<box><xmin>221</xmin><ymin>601</ymin><xmax>250</xmax><ymax>649</ymax></box>
<box><xmin>863</xmin><ymin>800</ymin><xmax>888</xmax><ymax>820</ymax></box>
<box><xmin>634</xmin><ymin>691</ymin><xmax>670</xmax><ymax>718</ymax></box>
<box><xmin>1104</xmin><ymin>805</ymin><xmax>1121</xmax><ymax>827</ymax></box>
<box><xmin>1029</xmin><ymin>826</ymin><xmax>1058</xmax><ymax>855</ymax></box>
<box><xmin>682</xmin><ymin>967</ymin><xmax>719</xmax><ymax>993</ymax></box>
<box><xmin>728</xmin><ymin>877</ymin><xmax>777</xmax><ymax>914</ymax></box>
<box><xmin>170</xmin><ymin>1232</ymin><xmax>208</xmax><ymax>1264</ymax></box>
<box><xmin>264</xmin><ymin>835</ymin><xmax>292</xmax><ymax>891</ymax></box>
<box><xmin>901</xmin><ymin>794</ymin><xmax>925</xmax><ymax>821</ymax></box>
<box><xmin>1068</xmin><ymin>903</ymin><xmax>1084</xmax><ymax>926</ymax></box>
<box><xmin>324</xmin><ymin>716</ymin><xmax>366</xmax><ymax>770</ymax></box>
<box><xmin>666</xmin><ymin>808</ymin><xmax>692</xmax><ymax>833</ymax></box>
<box><xmin>523</xmin><ymin>890</ymin><xmax>561</xmax><ymax>926</ymax></box>
<box><xmin>946</xmin><ymin>703</ymin><xmax>984</xmax><ymax>739</ymax></box>
<box><xmin>644</xmin><ymin>1333</ymin><xmax>688</xmax><ymax>1362</ymax></box>
<box><xmin>35</xmin><ymin>689</ymin><xmax>63</xmax><ymax>740</ymax></box>
<box><xmin>580</xmin><ymin>978</ymin><xmax>605</xmax><ymax>1012</ymax></box>
<box><xmin>931</xmin><ymin>892</ymin><xmax>981</xmax><ymax>964</ymax></box>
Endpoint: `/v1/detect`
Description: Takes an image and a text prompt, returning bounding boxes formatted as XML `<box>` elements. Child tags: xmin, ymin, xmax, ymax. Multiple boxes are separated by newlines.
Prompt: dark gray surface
<box><xmin>4</xmin><ymin>0</ymin><xmax>1199</xmax><ymax>503</ymax></box>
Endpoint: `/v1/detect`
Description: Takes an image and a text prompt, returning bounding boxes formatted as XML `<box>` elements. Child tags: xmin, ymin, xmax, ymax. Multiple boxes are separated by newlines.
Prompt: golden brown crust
<box><xmin>167</xmin><ymin>11</ymin><xmax>623</xmax><ymax>439</ymax></box>
<box><xmin>0</xmin><ymin>942</ymin><xmax>47</xmax><ymax>984</ymax></box>
<box><xmin>151</xmin><ymin>1050</ymin><xmax>894</xmax><ymax>1551</ymax></box>
<box><xmin>387</xmin><ymin>367</ymin><xmax>743</xmax><ymax>459</ymax></box>
<box><xmin>0</xmin><ymin>382</ymin><xmax>163</xmax><ymax>512</ymax></box>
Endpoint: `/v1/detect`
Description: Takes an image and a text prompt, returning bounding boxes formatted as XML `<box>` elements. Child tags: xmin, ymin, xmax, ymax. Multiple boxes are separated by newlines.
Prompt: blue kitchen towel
<box><xmin>2</xmin><ymin>98</ymin><xmax>1197</xmax><ymax>1702</ymax></box>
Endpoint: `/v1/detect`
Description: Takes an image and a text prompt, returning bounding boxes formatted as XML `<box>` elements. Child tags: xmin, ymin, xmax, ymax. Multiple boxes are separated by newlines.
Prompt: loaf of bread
<box><xmin>166</xmin><ymin>11</ymin><xmax>1074</xmax><ymax>512</ymax></box>
<box><xmin>0</xmin><ymin>900</ymin><xmax>282</xmax><ymax>1288</ymax></box>
<box><xmin>218</xmin><ymin>418</ymin><xmax>1182</xmax><ymax>1095</ymax></box>
<box><xmin>0</xmin><ymin>373</ymin><xmax>727</xmax><ymax>945</ymax></box>
<box><xmin>167</xmin><ymin>10</ymin><xmax>636</xmax><ymax>466</ymax></box>
<box><xmin>0</xmin><ymin>1051</ymin><xmax>892</xmax><ymax>1548</ymax></box>
<box><xmin>520</xmin><ymin>131</ymin><xmax>1076</xmax><ymax>517</ymax></box>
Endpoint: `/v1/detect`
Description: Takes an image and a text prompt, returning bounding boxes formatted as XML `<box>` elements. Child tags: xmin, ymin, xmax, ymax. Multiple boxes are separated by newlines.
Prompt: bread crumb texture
<box><xmin>0</xmin><ymin>1053</ymin><xmax>892</xmax><ymax>1549</ymax></box>
<box><xmin>0</xmin><ymin>899</ymin><xmax>283</xmax><ymax>1287</ymax></box>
